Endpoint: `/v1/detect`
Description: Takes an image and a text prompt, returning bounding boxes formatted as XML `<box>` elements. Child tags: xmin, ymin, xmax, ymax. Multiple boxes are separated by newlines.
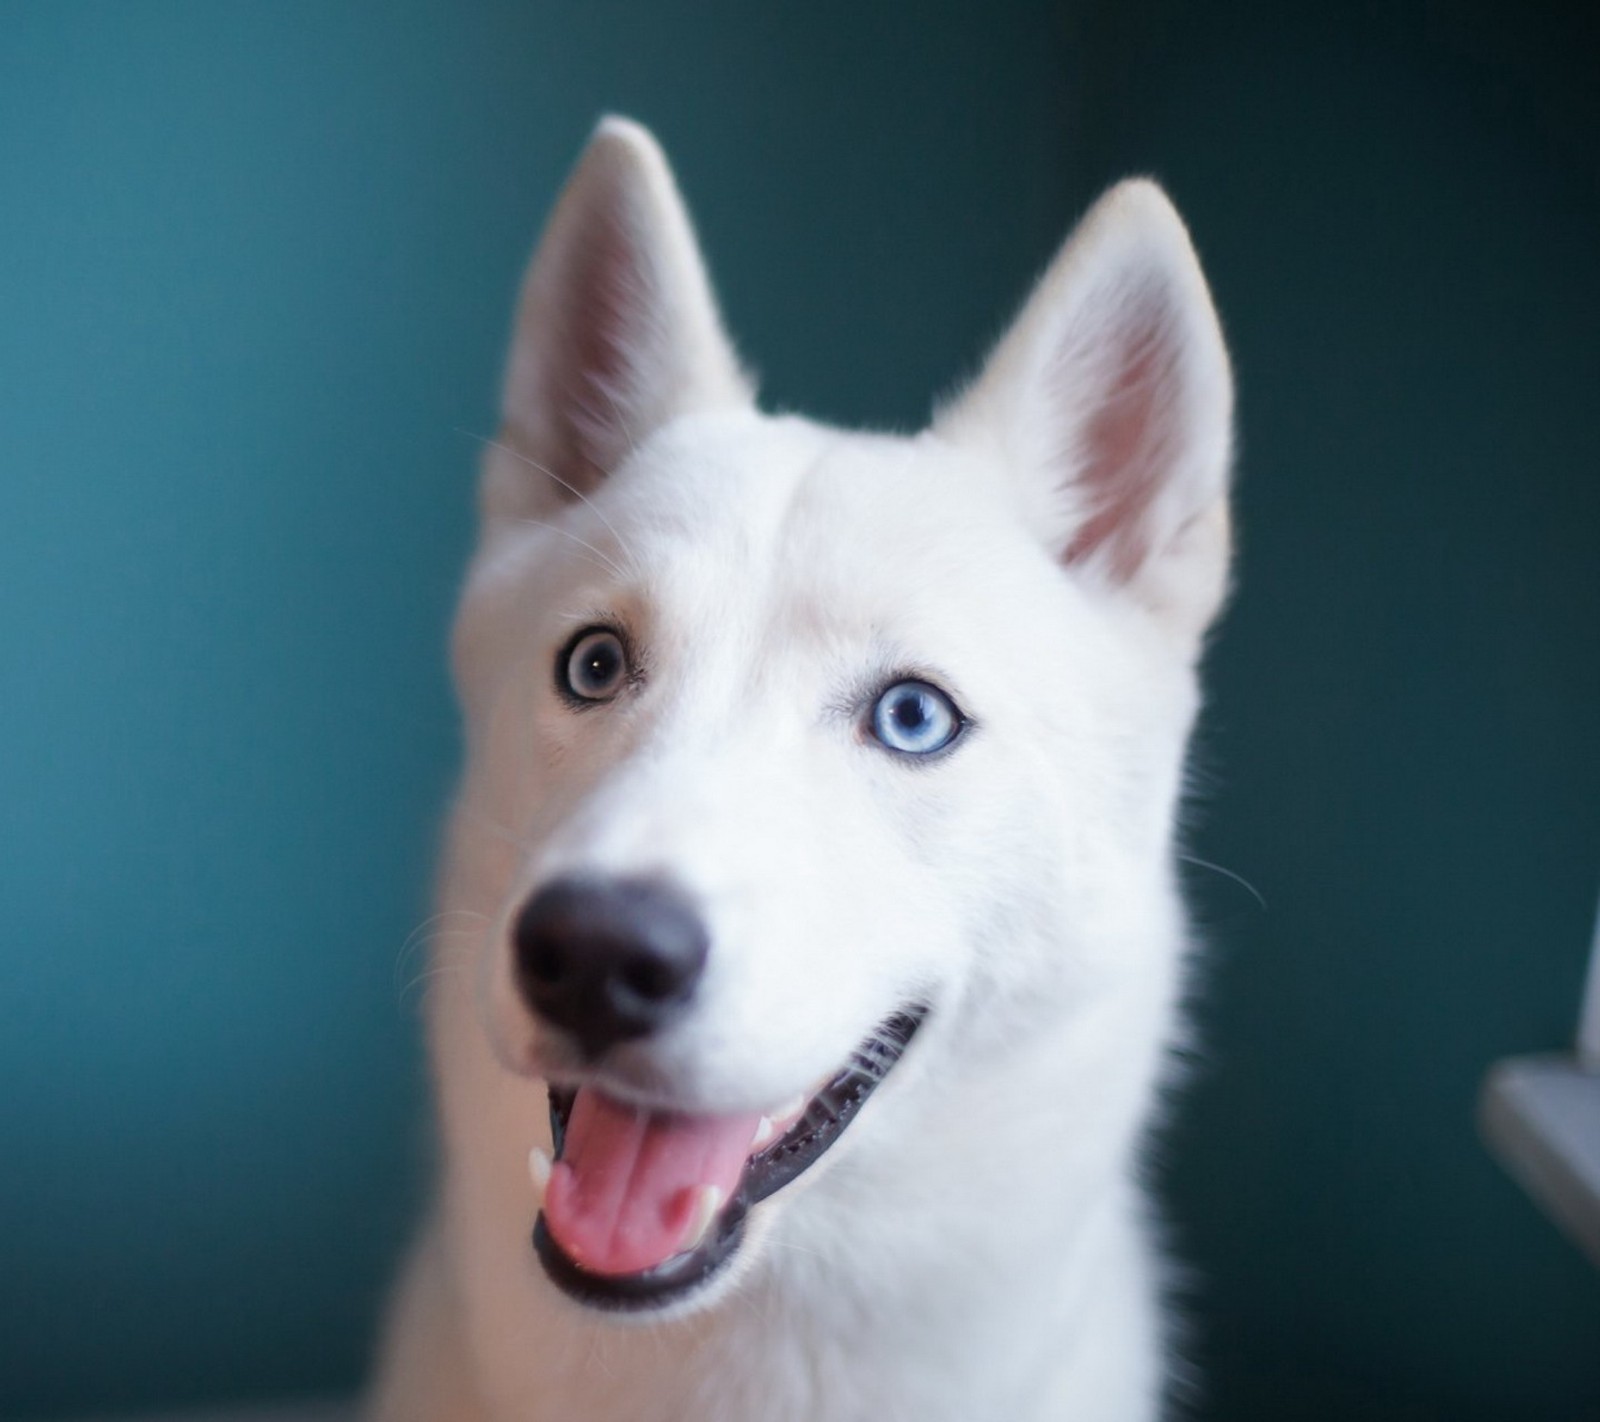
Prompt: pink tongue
<box><xmin>543</xmin><ymin>1090</ymin><xmax>762</xmax><ymax>1277</ymax></box>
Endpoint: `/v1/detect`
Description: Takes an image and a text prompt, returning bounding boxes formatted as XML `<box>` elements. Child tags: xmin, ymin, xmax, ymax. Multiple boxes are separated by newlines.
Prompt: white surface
<box><xmin>1578</xmin><ymin>890</ymin><xmax>1600</xmax><ymax>1071</ymax></box>
<box><xmin>1479</xmin><ymin>1053</ymin><xmax>1600</xmax><ymax>1268</ymax></box>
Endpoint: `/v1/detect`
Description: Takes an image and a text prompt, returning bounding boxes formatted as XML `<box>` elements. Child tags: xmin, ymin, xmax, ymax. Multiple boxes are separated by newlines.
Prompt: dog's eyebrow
<box><xmin>466</xmin><ymin>430</ymin><xmax>640</xmax><ymax>572</ymax></box>
<box><xmin>824</xmin><ymin>656</ymin><xmax>975</xmax><ymax>726</ymax></box>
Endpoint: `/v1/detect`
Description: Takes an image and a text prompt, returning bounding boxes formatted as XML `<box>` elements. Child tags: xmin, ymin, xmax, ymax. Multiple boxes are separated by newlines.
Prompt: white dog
<box><xmin>368</xmin><ymin>116</ymin><xmax>1233</xmax><ymax>1422</ymax></box>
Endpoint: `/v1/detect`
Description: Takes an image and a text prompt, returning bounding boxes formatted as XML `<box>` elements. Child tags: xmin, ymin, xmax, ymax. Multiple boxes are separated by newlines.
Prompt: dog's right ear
<box><xmin>483</xmin><ymin>117</ymin><xmax>752</xmax><ymax>524</ymax></box>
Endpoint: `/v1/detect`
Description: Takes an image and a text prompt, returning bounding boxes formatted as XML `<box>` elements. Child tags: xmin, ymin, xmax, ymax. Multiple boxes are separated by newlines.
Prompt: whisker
<box><xmin>458</xmin><ymin>804</ymin><xmax>539</xmax><ymax>855</ymax></box>
<box><xmin>510</xmin><ymin>517</ymin><xmax>628</xmax><ymax>580</ymax></box>
<box><xmin>397</xmin><ymin>952</ymin><xmax>474</xmax><ymax>1009</ymax></box>
<box><xmin>760</xmin><ymin>1235</ymin><xmax>827</xmax><ymax>1264</ymax></box>
<box><xmin>393</xmin><ymin>909</ymin><xmax>490</xmax><ymax>1000</ymax></box>
<box><xmin>597</xmin><ymin>382</ymin><xmax>640</xmax><ymax>463</ymax></box>
<box><xmin>1178</xmin><ymin>853</ymin><xmax>1266</xmax><ymax>911</ymax></box>
<box><xmin>459</xmin><ymin>429</ymin><xmax>636</xmax><ymax>570</ymax></box>
<box><xmin>395</xmin><ymin>935</ymin><xmax>481</xmax><ymax>1009</ymax></box>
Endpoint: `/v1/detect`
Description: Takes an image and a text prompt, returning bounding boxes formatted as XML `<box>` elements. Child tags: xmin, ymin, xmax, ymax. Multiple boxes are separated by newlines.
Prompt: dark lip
<box><xmin>532</xmin><ymin>1005</ymin><xmax>928</xmax><ymax>1312</ymax></box>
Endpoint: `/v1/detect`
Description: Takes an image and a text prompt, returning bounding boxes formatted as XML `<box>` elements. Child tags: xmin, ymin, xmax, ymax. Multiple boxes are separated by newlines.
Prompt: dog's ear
<box><xmin>484</xmin><ymin>117</ymin><xmax>752</xmax><ymax>523</ymax></box>
<box><xmin>936</xmin><ymin>180</ymin><xmax>1233</xmax><ymax>650</ymax></box>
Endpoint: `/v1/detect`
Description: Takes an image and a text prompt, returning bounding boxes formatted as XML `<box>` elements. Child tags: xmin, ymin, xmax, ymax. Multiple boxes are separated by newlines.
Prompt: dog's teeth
<box><xmin>751</xmin><ymin>1116</ymin><xmax>776</xmax><ymax>1149</ymax></box>
<box><xmin>772</xmin><ymin>1093</ymin><xmax>807</xmax><ymax>1123</ymax></box>
<box><xmin>528</xmin><ymin>1146</ymin><xmax>552</xmax><ymax>1200</ymax></box>
<box><xmin>680</xmin><ymin>1186</ymin><xmax>723</xmax><ymax>1253</ymax></box>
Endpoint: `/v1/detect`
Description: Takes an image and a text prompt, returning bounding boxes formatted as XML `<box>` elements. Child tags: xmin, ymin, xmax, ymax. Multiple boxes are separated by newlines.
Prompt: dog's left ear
<box><xmin>936</xmin><ymin>181</ymin><xmax>1234</xmax><ymax>651</ymax></box>
<box><xmin>484</xmin><ymin>117</ymin><xmax>753</xmax><ymax>524</ymax></box>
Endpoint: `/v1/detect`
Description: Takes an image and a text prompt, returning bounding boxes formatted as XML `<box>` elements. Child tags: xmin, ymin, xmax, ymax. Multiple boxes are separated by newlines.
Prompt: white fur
<box><xmin>368</xmin><ymin>116</ymin><xmax>1233</xmax><ymax>1422</ymax></box>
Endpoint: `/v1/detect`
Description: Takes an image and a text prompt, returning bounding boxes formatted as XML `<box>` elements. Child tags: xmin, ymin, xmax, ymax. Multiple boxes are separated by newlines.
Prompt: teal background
<box><xmin>2</xmin><ymin>3</ymin><xmax>1596</xmax><ymax>1418</ymax></box>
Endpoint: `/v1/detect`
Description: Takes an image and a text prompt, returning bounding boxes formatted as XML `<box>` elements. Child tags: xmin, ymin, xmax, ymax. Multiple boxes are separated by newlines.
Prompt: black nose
<box><xmin>512</xmin><ymin>876</ymin><xmax>710</xmax><ymax>1057</ymax></box>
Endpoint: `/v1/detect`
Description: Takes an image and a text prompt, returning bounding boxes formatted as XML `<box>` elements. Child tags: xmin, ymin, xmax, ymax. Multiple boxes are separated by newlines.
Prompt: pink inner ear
<box><xmin>553</xmin><ymin>206</ymin><xmax>652</xmax><ymax>486</ymax></box>
<box><xmin>1061</xmin><ymin>289</ymin><xmax>1181</xmax><ymax>582</ymax></box>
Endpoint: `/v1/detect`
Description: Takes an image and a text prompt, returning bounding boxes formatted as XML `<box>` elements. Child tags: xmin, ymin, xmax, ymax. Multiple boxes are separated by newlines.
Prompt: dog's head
<box><xmin>446</xmin><ymin>118</ymin><xmax>1232</xmax><ymax>1315</ymax></box>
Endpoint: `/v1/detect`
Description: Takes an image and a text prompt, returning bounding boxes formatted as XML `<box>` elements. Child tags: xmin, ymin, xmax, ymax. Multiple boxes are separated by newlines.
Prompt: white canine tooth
<box><xmin>680</xmin><ymin>1186</ymin><xmax>723</xmax><ymax>1253</ymax></box>
<box><xmin>528</xmin><ymin>1146</ymin><xmax>552</xmax><ymax>1200</ymax></box>
<box><xmin>773</xmin><ymin>1093</ymin><xmax>807</xmax><ymax>1123</ymax></box>
<box><xmin>751</xmin><ymin>1116</ymin><xmax>776</xmax><ymax>1149</ymax></box>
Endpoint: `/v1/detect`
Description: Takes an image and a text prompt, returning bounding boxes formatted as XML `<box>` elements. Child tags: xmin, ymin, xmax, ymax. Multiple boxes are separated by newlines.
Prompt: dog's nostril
<box><xmin>512</xmin><ymin>876</ymin><xmax>710</xmax><ymax>1056</ymax></box>
<box><xmin>617</xmin><ymin>955</ymin><xmax>677</xmax><ymax>1003</ymax></box>
<box><xmin>524</xmin><ymin>943</ymin><xmax>568</xmax><ymax>986</ymax></box>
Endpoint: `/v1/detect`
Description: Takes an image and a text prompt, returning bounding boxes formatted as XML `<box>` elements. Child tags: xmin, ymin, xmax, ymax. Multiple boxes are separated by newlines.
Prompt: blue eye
<box><xmin>870</xmin><ymin>680</ymin><xmax>964</xmax><ymax>756</ymax></box>
<box><xmin>561</xmin><ymin>628</ymin><xmax>629</xmax><ymax>702</ymax></box>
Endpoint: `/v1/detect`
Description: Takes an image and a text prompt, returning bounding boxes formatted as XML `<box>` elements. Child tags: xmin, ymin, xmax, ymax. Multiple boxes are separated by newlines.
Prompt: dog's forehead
<box><xmin>607</xmin><ymin>411</ymin><xmax>1047</xmax><ymax>633</ymax></box>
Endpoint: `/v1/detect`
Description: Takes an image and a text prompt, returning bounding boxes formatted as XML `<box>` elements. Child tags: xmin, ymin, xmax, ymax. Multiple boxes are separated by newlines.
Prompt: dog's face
<box><xmin>445</xmin><ymin>119</ymin><xmax>1231</xmax><ymax>1316</ymax></box>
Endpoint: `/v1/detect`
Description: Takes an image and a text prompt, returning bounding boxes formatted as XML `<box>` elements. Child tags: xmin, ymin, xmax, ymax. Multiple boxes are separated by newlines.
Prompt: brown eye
<box><xmin>561</xmin><ymin>629</ymin><xmax>628</xmax><ymax>702</ymax></box>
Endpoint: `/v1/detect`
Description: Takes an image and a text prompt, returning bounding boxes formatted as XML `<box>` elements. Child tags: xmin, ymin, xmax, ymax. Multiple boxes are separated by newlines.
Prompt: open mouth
<box><xmin>531</xmin><ymin>1006</ymin><xmax>926</xmax><ymax>1311</ymax></box>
